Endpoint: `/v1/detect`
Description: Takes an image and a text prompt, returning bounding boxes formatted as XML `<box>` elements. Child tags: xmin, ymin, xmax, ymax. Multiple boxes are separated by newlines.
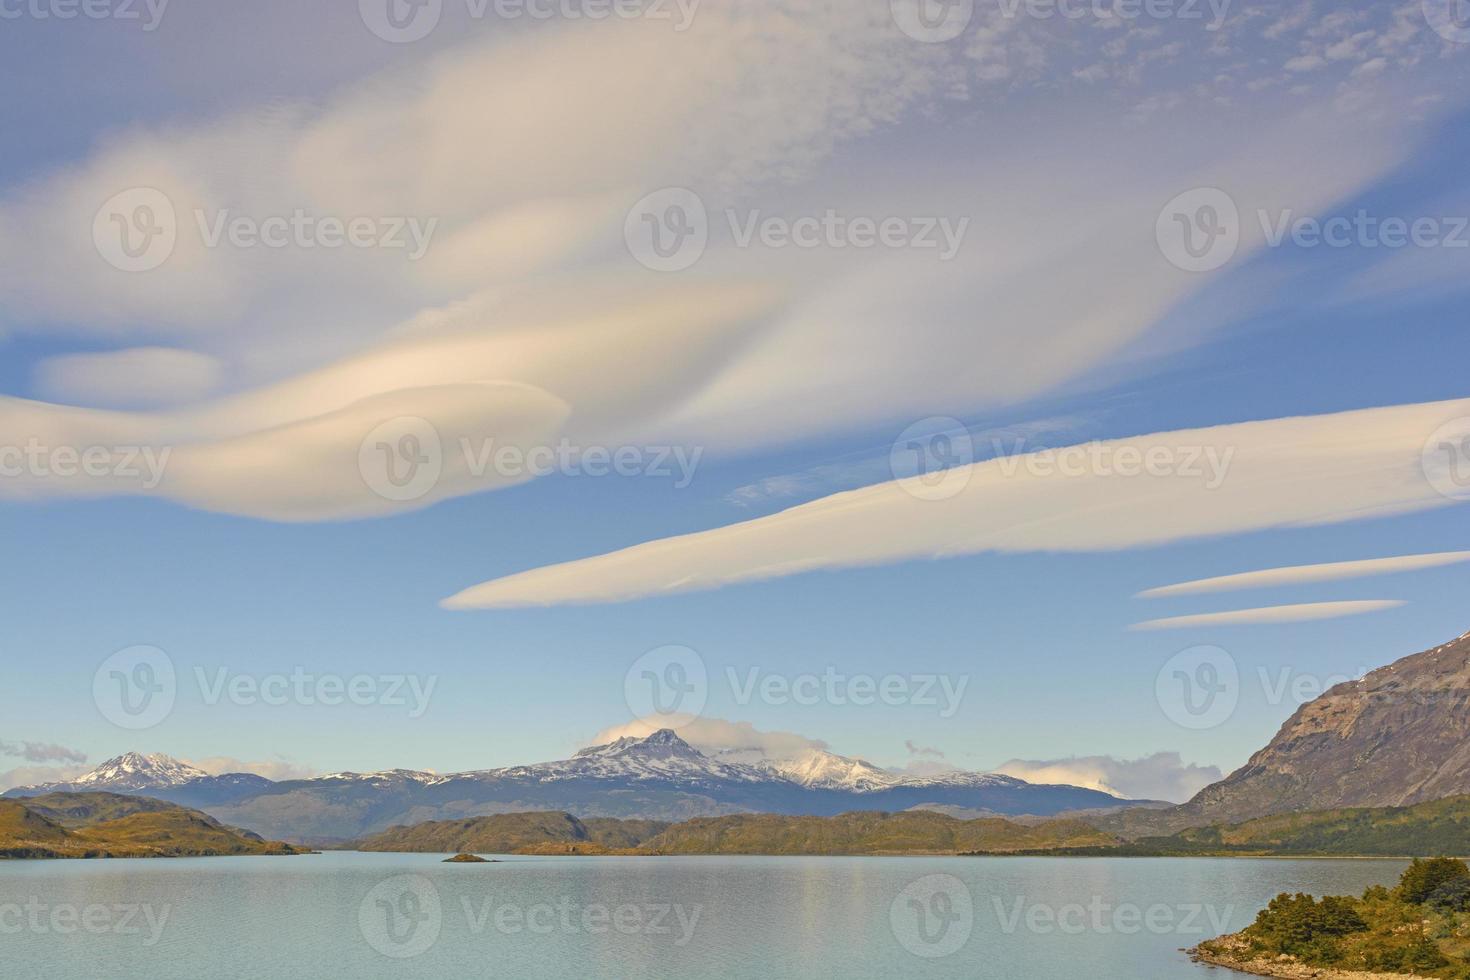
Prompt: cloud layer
<box><xmin>445</xmin><ymin>399</ymin><xmax>1470</xmax><ymax>608</ymax></box>
<box><xmin>1129</xmin><ymin>599</ymin><xmax>1407</xmax><ymax>632</ymax></box>
<box><xmin>995</xmin><ymin>753</ymin><xmax>1222</xmax><ymax>804</ymax></box>
<box><xmin>1138</xmin><ymin>551</ymin><xmax>1470</xmax><ymax>597</ymax></box>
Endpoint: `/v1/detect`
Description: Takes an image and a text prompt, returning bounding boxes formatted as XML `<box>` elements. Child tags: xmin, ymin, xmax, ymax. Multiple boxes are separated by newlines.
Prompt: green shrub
<box><xmin>1250</xmin><ymin>892</ymin><xmax>1368</xmax><ymax>955</ymax></box>
<box><xmin>1429</xmin><ymin>875</ymin><xmax>1470</xmax><ymax>913</ymax></box>
<box><xmin>1399</xmin><ymin>857</ymin><xmax>1470</xmax><ymax>905</ymax></box>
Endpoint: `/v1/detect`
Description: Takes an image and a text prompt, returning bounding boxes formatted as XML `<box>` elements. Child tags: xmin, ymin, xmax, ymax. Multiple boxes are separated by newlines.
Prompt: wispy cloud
<box><xmin>1138</xmin><ymin>551</ymin><xmax>1470</xmax><ymax>598</ymax></box>
<box><xmin>444</xmin><ymin>399</ymin><xmax>1470</xmax><ymax>609</ymax></box>
<box><xmin>1129</xmin><ymin>599</ymin><xmax>1407</xmax><ymax>632</ymax></box>
<box><xmin>0</xmin><ymin>740</ymin><xmax>87</xmax><ymax>764</ymax></box>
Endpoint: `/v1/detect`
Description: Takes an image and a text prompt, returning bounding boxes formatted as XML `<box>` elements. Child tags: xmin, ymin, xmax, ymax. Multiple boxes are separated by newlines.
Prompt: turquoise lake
<box><xmin>0</xmin><ymin>852</ymin><xmax>1407</xmax><ymax>978</ymax></box>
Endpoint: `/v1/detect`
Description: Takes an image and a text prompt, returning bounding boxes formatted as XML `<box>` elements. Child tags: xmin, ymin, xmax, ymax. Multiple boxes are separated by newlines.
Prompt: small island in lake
<box><xmin>1193</xmin><ymin>858</ymin><xmax>1470</xmax><ymax>979</ymax></box>
<box><xmin>443</xmin><ymin>853</ymin><xmax>494</xmax><ymax>863</ymax></box>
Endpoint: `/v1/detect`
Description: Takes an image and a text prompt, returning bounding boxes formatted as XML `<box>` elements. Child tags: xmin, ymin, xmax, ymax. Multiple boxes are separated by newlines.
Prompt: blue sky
<box><xmin>1</xmin><ymin>0</ymin><xmax>1468</xmax><ymax>801</ymax></box>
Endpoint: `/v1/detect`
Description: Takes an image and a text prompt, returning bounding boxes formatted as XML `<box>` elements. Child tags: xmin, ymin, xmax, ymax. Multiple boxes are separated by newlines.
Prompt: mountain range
<box><xmin>6</xmin><ymin>734</ymin><xmax>1138</xmax><ymax>841</ymax></box>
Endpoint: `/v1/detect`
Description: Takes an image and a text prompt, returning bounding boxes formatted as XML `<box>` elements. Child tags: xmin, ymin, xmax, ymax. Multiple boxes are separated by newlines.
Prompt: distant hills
<box><xmin>7</xmin><ymin>731</ymin><xmax>1140</xmax><ymax>841</ymax></box>
<box><xmin>352</xmin><ymin>795</ymin><xmax>1470</xmax><ymax>858</ymax></box>
<box><xmin>0</xmin><ymin>792</ymin><xmax>301</xmax><ymax>859</ymax></box>
<box><xmin>352</xmin><ymin>809</ymin><xmax>1117</xmax><ymax>856</ymax></box>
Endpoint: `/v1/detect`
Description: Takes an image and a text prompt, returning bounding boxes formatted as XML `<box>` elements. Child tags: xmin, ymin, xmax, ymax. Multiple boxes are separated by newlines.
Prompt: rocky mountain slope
<box><xmin>1105</xmin><ymin>628</ymin><xmax>1470</xmax><ymax>837</ymax></box>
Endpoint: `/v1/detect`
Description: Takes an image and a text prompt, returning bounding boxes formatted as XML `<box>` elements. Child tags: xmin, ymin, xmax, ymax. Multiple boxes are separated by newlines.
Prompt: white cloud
<box><xmin>1129</xmin><ymin>599</ymin><xmax>1407</xmax><ymax>632</ymax></box>
<box><xmin>35</xmin><ymin>347</ymin><xmax>223</xmax><ymax>409</ymax></box>
<box><xmin>443</xmin><ymin>399</ymin><xmax>1470</xmax><ymax>608</ymax></box>
<box><xmin>1138</xmin><ymin>551</ymin><xmax>1470</xmax><ymax>598</ymax></box>
<box><xmin>996</xmin><ymin>753</ymin><xmax>1221</xmax><ymax>804</ymax></box>
<box><xmin>0</xmin><ymin>764</ymin><xmax>91</xmax><ymax>792</ymax></box>
<box><xmin>0</xmin><ymin>5</ymin><xmax>1461</xmax><ymax>525</ymax></box>
<box><xmin>186</xmin><ymin>756</ymin><xmax>321</xmax><ymax>782</ymax></box>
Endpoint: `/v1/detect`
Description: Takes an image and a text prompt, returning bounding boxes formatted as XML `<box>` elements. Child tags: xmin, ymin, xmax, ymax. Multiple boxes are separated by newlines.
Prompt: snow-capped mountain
<box><xmin>43</xmin><ymin>753</ymin><xmax>207</xmax><ymax>792</ymax></box>
<box><xmin>6</xmin><ymin>752</ymin><xmax>272</xmax><ymax>804</ymax></box>
<box><xmin>8</xmin><ymin>732</ymin><xmax>1145</xmax><ymax>841</ymax></box>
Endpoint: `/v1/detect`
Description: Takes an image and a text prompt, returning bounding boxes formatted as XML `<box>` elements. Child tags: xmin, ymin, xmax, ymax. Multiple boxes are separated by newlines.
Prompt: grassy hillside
<box><xmin>353</xmin><ymin>809</ymin><xmax>1116</xmax><ymax>855</ymax></box>
<box><xmin>640</xmin><ymin>811</ymin><xmax>1115</xmax><ymax>855</ymax></box>
<box><xmin>1019</xmin><ymin>795</ymin><xmax>1470</xmax><ymax>857</ymax></box>
<box><xmin>354</xmin><ymin>811</ymin><xmax>671</xmax><ymax>854</ymax></box>
<box><xmin>0</xmin><ymin>794</ymin><xmax>302</xmax><ymax>859</ymax></box>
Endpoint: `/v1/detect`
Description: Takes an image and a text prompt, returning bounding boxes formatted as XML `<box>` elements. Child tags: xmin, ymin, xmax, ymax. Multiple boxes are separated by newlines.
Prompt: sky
<box><xmin>0</xmin><ymin>0</ymin><xmax>1468</xmax><ymax>802</ymax></box>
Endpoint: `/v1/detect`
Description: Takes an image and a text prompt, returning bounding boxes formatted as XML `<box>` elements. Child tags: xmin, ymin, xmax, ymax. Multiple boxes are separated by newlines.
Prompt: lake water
<box><xmin>0</xmin><ymin>852</ymin><xmax>1407</xmax><ymax>979</ymax></box>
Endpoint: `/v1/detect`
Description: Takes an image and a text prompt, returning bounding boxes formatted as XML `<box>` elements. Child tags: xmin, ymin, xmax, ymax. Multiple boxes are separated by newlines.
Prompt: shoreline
<box><xmin>1189</xmin><ymin>937</ymin><xmax>1429</xmax><ymax>980</ymax></box>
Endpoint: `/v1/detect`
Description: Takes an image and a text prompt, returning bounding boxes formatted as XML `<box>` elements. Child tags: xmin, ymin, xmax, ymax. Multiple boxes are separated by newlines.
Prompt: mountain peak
<box><xmin>73</xmin><ymin>752</ymin><xmax>209</xmax><ymax>789</ymax></box>
<box><xmin>575</xmin><ymin>729</ymin><xmax>703</xmax><ymax>760</ymax></box>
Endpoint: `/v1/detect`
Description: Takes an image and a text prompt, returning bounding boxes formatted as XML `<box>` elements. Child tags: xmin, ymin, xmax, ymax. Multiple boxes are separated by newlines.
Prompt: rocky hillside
<box><xmin>1107</xmin><ymin>628</ymin><xmax>1470</xmax><ymax>836</ymax></box>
